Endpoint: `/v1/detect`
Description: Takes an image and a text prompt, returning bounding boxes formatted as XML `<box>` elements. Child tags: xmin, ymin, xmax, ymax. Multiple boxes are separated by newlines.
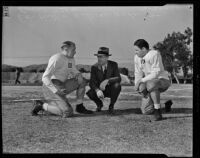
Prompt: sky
<box><xmin>2</xmin><ymin>5</ymin><xmax>193</xmax><ymax>67</ymax></box>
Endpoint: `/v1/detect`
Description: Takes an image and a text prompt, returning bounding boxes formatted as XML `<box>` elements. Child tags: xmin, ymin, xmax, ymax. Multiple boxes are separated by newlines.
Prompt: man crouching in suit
<box><xmin>86</xmin><ymin>47</ymin><xmax>121</xmax><ymax>114</ymax></box>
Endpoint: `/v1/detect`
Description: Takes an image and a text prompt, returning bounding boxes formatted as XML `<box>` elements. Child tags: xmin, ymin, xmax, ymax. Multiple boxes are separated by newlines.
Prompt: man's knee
<box><xmin>146</xmin><ymin>80</ymin><xmax>160</xmax><ymax>92</ymax></box>
<box><xmin>111</xmin><ymin>82</ymin><xmax>121</xmax><ymax>92</ymax></box>
<box><xmin>56</xmin><ymin>100</ymin><xmax>73</xmax><ymax>115</ymax></box>
<box><xmin>138</xmin><ymin>82</ymin><xmax>146</xmax><ymax>92</ymax></box>
<box><xmin>109</xmin><ymin>83</ymin><xmax>121</xmax><ymax>100</ymax></box>
<box><xmin>146</xmin><ymin>79</ymin><xmax>170</xmax><ymax>93</ymax></box>
<box><xmin>62</xmin><ymin>106</ymin><xmax>73</xmax><ymax>117</ymax></box>
<box><xmin>78</xmin><ymin>76</ymin><xmax>88</xmax><ymax>87</ymax></box>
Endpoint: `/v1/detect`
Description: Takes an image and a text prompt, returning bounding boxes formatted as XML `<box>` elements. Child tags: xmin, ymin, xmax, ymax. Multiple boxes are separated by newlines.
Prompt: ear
<box><xmin>62</xmin><ymin>45</ymin><xmax>68</xmax><ymax>50</ymax></box>
<box><xmin>141</xmin><ymin>47</ymin><xmax>146</xmax><ymax>51</ymax></box>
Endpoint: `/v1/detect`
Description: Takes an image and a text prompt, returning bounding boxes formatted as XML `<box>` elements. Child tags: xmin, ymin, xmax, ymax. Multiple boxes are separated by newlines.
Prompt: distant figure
<box><xmin>15</xmin><ymin>68</ymin><xmax>21</xmax><ymax>84</ymax></box>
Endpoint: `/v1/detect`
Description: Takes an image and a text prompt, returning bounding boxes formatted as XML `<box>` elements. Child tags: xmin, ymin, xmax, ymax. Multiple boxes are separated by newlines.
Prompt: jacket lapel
<box><xmin>97</xmin><ymin>64</ymin><xmax>103</xmax><ymax>72</ymax></box>
<box><xmin>106</xmin><ymin>61</ymin><xmax>111</xmax><ymax>78</ymax></box>
<box><xmin>96</xmin><ymin>61</ymin><xmax>111</xmax><ymax>80</ymax></box>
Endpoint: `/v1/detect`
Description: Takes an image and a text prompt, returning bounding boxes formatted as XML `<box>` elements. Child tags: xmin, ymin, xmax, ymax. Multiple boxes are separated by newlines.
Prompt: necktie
<box><xmin>104</xmin><ymin>67</ymin><xmax>107</xmax><ymax>74</ymax></box>
<box><xmin>103</xmin><ymin>66</ymin><xmax>107</xmax><ymax>78</ymax></box>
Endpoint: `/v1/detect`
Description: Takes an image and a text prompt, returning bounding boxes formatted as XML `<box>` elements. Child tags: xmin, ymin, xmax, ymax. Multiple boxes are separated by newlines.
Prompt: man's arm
<box><xmin>108</xmin><ymin>62</ymin><xmax>121</xmax><ymax>84</ymax></box>
<box><xmin>42</xmin><ymin>57</ymin><xmax>59</xmax><ymax>93</ymax></box>
<box><xmin>134</xmin><ymin>56</ymin><xmax>144</xmax><ymax>85</ymax></box>
<box><xmin>89</xmin><ymin>66</ymin><xmax>99</xmax><ymax>91</ymax></box>
<box><xmin>71</xmin><ymin>59</ymin><xmax>81</xmax><ymax>76</ymax></box>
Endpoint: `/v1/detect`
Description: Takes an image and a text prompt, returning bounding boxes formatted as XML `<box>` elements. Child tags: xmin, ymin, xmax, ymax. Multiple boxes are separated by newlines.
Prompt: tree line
<box><xmin>153</xmin><ymin>27</ymin><xmax>193</xmax><ymax>84</ymax></box>
<box><xmin>2</xmin><ymin>27</ymin><xmax>193</xmax><ymax>84</ymax></box>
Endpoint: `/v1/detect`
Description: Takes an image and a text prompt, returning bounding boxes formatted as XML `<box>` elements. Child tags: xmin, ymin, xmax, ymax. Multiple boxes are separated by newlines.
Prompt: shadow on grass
<box><xmin>165</xmin><ymin>108</ymin><xmax>192</xmax><ymax>114</ymax></box>
<box><xmin>37</xmin><ymin>107</ymin><xmax>192</xmax><ymax>118</ymax></box>
<box><xmin>71</xmin><ymin>107</ymin><xmax>192</xmax><ymax>118</ymax></box>
<box><xmin>72</xmin><ymin>108</ymin><xmax>142</xmax><ymax>118</ymax></box>
<box><xmin>165</xmin><ymin>115</ymin><xmax>192</xmax><ymax>119</ymax></box>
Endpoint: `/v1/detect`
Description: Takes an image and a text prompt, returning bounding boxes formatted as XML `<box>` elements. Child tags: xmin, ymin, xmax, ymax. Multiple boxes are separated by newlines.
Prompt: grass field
<box><xmin>2</xmin><ymin>84</ymin><xmax>192</xmax><ymax>156</ymax></box>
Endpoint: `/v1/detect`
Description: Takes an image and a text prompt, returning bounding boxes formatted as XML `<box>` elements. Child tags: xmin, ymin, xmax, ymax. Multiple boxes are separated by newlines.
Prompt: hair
<box><xmin>134</xmin><ymin>39</ymin><xmax>149</xmax><ymax>50</ymax></box>
<box><xmin>61</xmin><ymin>41</ymin><xmax>75</xmax><ymax>49</ymax></box>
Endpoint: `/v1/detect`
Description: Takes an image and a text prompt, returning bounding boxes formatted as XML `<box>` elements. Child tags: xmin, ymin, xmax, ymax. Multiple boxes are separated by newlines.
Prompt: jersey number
<box><xmin>68</xmin><ymin>63</ymin><xmax>72</xmax><ymax>68</ymax></box>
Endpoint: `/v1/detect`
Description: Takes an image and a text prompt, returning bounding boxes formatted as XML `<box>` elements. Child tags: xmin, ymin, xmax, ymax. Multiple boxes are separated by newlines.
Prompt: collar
<box><xmin>61</xmin><ymin>51</ymin><xmax>67</xmax><ymax>56</ymax></box>
<box><xmin>142</xmin><ymin>49</ymin><xmax>151</xmax><ymax>59</ymax></box>
<box><xmin>102</xmin><ymin>63</ymin><xmax>107</xmax><ymax>68</ymax></box>
<box><xmin>97</xmin><ymin>62</ymin><xmax>108</xmax><ymax>71</ymax></box>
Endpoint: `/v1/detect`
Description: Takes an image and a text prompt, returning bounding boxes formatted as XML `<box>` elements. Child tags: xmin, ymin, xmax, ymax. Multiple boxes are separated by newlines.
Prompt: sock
<box><xmin>43</xmin><ymin>103</ymin><xmax>48</xmax><ymax>111</ymax></box>
<box><xmin>154</xmin><ymin>104</ymin><xmax>161</xmax><ymax>109</ymax></box>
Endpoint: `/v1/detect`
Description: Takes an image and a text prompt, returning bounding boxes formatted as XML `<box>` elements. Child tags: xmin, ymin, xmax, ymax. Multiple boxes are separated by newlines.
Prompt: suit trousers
<box><xmin>86</xmin><ymin>82</ymin><xmax>121</xmax><ymax>108</ymax></box>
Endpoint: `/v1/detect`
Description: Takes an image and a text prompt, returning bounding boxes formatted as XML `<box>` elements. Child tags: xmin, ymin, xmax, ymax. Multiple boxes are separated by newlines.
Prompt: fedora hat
<box><xmin>94</xmin><ymin>47</ymin><xmax>112</xmax><ymax>56</ymax></box>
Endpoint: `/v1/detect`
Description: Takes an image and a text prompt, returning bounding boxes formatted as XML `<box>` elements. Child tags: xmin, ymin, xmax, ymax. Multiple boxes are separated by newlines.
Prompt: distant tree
<box><xmin>79</xmin><ymin>68</ymin><xmax>88</xmax><ymax>73</ymax></box>
<box><xmin>38</xmin><ymin>69</ymin><xmax>45</xmax><ymax>73</ymax></box>
<box><xmin>2</xmin><ymin>64</ymin><xmax>17</xmax><ymax>72</ymax></box>
<box><xmin>11</xmin><ymin>68</ymin><xmax>17</xmax><ymax>72</ymax></box>
<box><xmin>18</xmin><ymin>67</ymin><xmax>24</xmax><ymax>72</ymax></box>
<box><xmin>29</xmin><ymin>69</ymin><xmax>37</xmax><ymax>73</ymax></box>
<box><xmin>153</xmin><ymin>27</ymin><xmax>193</xmax><ymax>84</ymax></box>
<box><xmin>76</xmin><ymin>65</ymin><xmax>91</xmax><ymax>72</ymax></box>
<box><xmin>37</xmin><ymin>64</ymin><xmax>47</xmax><ymax>72</ymax></box>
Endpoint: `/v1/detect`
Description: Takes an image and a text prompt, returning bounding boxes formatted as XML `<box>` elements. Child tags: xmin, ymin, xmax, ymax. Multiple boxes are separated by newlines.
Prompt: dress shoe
<box><xmin>31</xmin><ymin>100</ymin><xmax>44</xmax><ymax>116</ymax></box>
<box><xmin>165</xmin><ymin>100</ymin><xmax>173</xmax><ymax>112</ymax></box>
<box><xmin>153</xmin><ymin>109</ymin><xmax>163</xmax><ymax>121</ymax></box>
<box><xmin>76</xmin><ymin>103</ymin><xmax>94</xmax><ymax>114</ymax></box>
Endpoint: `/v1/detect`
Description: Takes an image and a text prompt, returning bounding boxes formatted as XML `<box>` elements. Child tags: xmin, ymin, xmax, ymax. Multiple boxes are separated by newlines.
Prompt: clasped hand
<box><xmin>55</xmin><ymin>88</ymin><xmax>67</xmax><ymax>97</ymax></box>
<box><xmin>75</xmin><ymin>73</ymin><xmax>83</xmax><ymax>84</ymax></box>
<box><xmin>135</xmin><ymin>79</ymin><xmax>143</xmax><ymax>91</ymax></box>
<box><xmin>96</xmin><ymin>89</ymin><xmax>104</xmax><ymax>99</ymax></box>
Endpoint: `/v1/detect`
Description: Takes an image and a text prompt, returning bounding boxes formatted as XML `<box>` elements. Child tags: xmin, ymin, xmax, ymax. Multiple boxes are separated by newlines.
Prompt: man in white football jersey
<box><xmin>134</xmin><ymin>39</ymin><xmax>172</xmax><ymax>121</ymax></box>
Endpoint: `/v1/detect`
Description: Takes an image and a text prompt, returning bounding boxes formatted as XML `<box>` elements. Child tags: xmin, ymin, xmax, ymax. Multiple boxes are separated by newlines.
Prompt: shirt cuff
<box><xmin>52</xmin><ymin>87</ymin><xmax>58</xmax><ymax>94</ymax></box>
<box><xmin>46</xmin><ymin>85</ymin><xmax>58</xmax><ymax>94</ymax></box>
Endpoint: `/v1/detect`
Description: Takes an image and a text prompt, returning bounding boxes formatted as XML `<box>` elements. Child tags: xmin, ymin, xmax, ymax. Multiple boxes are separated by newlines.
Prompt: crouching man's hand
<box><xmin>55</xmin><ymin>89</ymin><xmax>67</xmax><ymax>98</ymax></box>
<box><xmin>96</xmin><ymin>89</ymin><xmax>104</xmax><ymax>99</ymax></box>
<box><xmin>135</xmin><ymin>79</ymin><xmax>148</xmax><ymax>98</ymax></box>
<box><xmin>135</xmin><ymin>79</ymin><xmax>143</xmax><ymax>91</ymax></box>
<box><xmin>75</xmin><ymin>73</ymin><xmax>83</xmax><ymax>84</ymax></box>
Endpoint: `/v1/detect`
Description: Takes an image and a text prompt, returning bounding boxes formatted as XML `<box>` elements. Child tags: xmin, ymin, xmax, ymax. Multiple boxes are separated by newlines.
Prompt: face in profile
<box><xmin>134</xmin><ymin>45</ymin><xmax>147</xmax><ymax>58</ymax></box>
<box><xmin>63</xmin><ymin>45</ymin><xmax>76</xmax><ymax>58</ymax></box>
<box><xmin>97</xmin><ymin>55</ymin><xmax>108</xmax><ymax>66</ymax></box>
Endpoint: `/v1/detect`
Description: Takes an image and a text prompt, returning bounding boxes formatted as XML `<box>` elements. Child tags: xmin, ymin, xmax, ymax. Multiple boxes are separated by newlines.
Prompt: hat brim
<box><xmin>94</xmin><ymin>54</ymin><xmax>112</xmax><ymax>56</ymax></box>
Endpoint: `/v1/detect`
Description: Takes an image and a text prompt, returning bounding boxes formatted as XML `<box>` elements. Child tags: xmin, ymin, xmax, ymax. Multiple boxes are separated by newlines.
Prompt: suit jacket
<box><xmin>89</xmin><ymin>60</ymin><xmax>121</xmax><ymax>91</ymax></box>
